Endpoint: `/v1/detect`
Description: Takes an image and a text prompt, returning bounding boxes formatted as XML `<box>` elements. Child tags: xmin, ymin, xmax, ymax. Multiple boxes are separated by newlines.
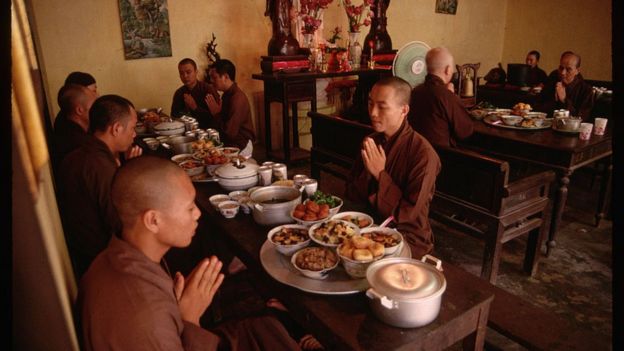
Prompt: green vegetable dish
<box><xmin>309</xmin><ymin>191</ymin><xmax>340</xmax><ymax>208</ymax></box>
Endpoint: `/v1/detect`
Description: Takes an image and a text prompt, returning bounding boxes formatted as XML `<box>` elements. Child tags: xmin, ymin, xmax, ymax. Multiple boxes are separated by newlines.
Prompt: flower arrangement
<box><xmin>299</xmin><ymin>0</ymin><xmax>334</xmax><ymax>35</ymax></box>
<box><xmin>339</xmin><ymin>0</ymin><xmax>374</xmax><ymax>33</ymax></box>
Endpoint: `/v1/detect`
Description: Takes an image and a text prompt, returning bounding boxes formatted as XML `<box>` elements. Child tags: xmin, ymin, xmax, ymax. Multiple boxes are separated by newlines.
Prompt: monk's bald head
<box><xmin>111</xmin><ymin>156</ymin><xmax>188</xmax><ymax>227</ymax></box>
<box><xmin>426</xmin><ymin>47</ymin><xmax>455</xmax><ymax>75</ymax></box>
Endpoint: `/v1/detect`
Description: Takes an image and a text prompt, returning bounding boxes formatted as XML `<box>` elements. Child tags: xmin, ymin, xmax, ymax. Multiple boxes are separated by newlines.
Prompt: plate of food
<box><xmin>259</xmin><ymin>238</ymin><xmax>411</xmax><ymax>295</ymax></box>
<box><xmin>308</xmin><ymin>220</ymin><xmax>359</xmax><ymax>248</ymax></box>
<box><xmin>483</xmin><ymin>114</ymin><xmax>552</xmax><ymax>130</ymax></box>
<box><xmin>330</xmin><ymin>211</ymin><xmax>374</xmax><ymax>229</ymax></box>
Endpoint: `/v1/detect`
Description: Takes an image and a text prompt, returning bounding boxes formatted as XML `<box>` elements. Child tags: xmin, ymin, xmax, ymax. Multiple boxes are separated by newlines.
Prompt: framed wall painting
<box><xmin>435</xmin><ymin>0</ymin><xmax>458</xmax><ymax>15</ymax></box>
<box><xmin>118</xmin><ymin>0</ymin><xmax>172</xmax><ymax>59</ymax></box>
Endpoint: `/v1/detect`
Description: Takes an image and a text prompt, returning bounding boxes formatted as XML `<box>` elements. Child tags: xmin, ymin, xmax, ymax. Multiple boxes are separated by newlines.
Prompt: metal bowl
<box><xmin>554</xmin><ymin>117</ymin><xmax>582</xmax><ymax>131</ymax></box>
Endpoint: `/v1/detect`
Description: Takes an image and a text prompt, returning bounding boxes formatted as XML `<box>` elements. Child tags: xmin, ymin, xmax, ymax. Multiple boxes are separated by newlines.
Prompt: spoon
<box><xmin>379</xmin><ymin>216</ymin><xmax>394</xmax><ymax>228</ymax></box>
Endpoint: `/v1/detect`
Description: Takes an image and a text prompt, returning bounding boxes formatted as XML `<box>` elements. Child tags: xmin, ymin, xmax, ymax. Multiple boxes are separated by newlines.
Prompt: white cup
<box><xmin>293</xmin><ymin>174</ymin><xmax>309</xmax><ymax>187</ymax></box>
<box><xmin>303</xmin><ymin>179</ymin><xmax>318</xmax><ymax>197</ymax></box>
<box><xmin>593</xmin><ymin>118</ymin><xmax>608</xmax><ymax>135</ymax></box>
<box><xmin>218</xmin><ymin>201</ymin><xmax>240</xmax><ymax>219</ymax></box>
<box><xmin>258</xmin><ymin>166</ymin><xmax>273</xmax><ymax>186</ymax></box>
<box><xmin>579</xmin><ymin>123</ymin><xmax>593</xmax><ymax>140</ymax></box>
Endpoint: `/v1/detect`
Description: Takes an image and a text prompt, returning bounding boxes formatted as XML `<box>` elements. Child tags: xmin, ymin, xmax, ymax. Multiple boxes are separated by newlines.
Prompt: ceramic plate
<box><xmin>260</xmin><ymin>240</ymin><xmax>411</xmax><ymax>295</ymax></box>
<box><xmin>483</xmin><ymin>115</ymin><xmax>552</xmax><ymax>130</ymax></box>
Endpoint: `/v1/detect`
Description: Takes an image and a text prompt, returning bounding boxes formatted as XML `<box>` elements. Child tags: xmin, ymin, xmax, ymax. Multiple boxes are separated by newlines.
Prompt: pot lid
<box><xmin>215</xmin><ymin>159</ymin><xmax>259</xmax><ymax>179</ymax></box>
<box><xmin>366</xmin><ymin>257</ymin><xmax>446</xmax><ymax>300</ymax></box>
<box><xmin>154</xmin><ymin>121</ymin><xmax>185</xmax><ymax>131</ymax></box>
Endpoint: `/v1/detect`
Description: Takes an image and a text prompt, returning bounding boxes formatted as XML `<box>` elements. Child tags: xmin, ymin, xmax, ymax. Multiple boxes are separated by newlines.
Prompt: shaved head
<box><xmin>111</xmin><ymin>156</ymin><xmax>188</xmax><ymax>228</ymax></box>
<box><xmin>374</xmin><ymin>76</ymin><xmax>412</xmax><ymax>106</ymax></box>
<box><xmin>59</xmin><ymin>84</ymin><xmax>91</xmax><ymax>112</ymax></box>
<box><xmin>426</xmin><ymin>47</ymin><xmax>455</xmax><ymax>74</ymax></box>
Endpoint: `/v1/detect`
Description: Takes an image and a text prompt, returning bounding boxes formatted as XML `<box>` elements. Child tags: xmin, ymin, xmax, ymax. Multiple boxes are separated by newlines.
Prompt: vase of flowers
<box><xmin>299</xmin><ymin>0</ymin><xmax>334</xmax><ymax>38</ymax></box>
<box><xmin>347</xmin><ymin>31</ymin><xmax>362</xmax><ymax>68</ymax></box>
<box><xmin>339</xmin><ymin>0</ymin><xmax>374</xmax><ymax>33</ymax></box>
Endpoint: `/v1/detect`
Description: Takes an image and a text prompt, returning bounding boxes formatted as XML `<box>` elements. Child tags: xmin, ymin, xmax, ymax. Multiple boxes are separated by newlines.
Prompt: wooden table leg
<box><xmin>462</xmin><ymin>302</ymin><xmax>491</xmax><ymax>351</ymax></box>
<box><xmin>292</xmin><ymin>102</ymin><xmax>299</xmax><ymax>148</ymax></box>
<box><xmin>264</xmin><ymin>97</ymin><xmax>272</xmax><ymax>159</ymax></box>
<box><xmin>595</xmin><ymin>157</ymin><xmax>612</xmax><ymax>227</ymax></box>
<box><xmin>546</xmin><ymin>169</ymin><xmax>572</xmax><ymax>256</ymax></box>
<box><xmin>282</xmin><ymin>100</ymin><xmax>291</xmax><ymax>163</ymax></box>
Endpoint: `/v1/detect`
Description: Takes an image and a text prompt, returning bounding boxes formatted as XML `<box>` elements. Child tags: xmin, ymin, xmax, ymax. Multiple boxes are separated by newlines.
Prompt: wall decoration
<box><xmin>118</xmin><ymin>0</ymin><xmax>172</xmax><ymax>59</ymax></box>
<box><xmin>435</xmin><ymin>0</ymin><xmax>458</xmax><ymax>15</ymax></box>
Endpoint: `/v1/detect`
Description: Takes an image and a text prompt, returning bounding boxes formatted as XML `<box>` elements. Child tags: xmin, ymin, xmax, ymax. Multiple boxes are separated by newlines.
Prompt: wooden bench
<box><xmin>432</xmin><ymin>146</ymin><xmax>555</xmax><ymax>283</ymax></box>
<box><xmin>309</xmin><ymin>112</ymin><xmax>372</xmax><ymax>180</ymax></box>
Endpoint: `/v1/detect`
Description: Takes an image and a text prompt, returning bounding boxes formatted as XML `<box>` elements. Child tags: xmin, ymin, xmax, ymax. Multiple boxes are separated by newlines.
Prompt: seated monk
<box><xmin>537</xmin><ymin>51</ymin><xmax>594</xmax><ymax>120</ymax></box>
<box><xmin>525</xmin><ymin>50</ymin><xmax>548</xmax><ymax>88</ymax></box>
<box><xmin>408</xmin><ymin>47</ymin><xmax>473</xmax><ymax>147</ymax></box>
<box><xmin>78</xmin><ymin>156</ymin><xmax>301</xmax><ymax>351</ymax></box>
<box><xmin>346</xmin><ymin>77</ymin><xmax>441</xmax><ymax>258</ymax></box>
<box><xmin>171</xmin><ymin>58</ymin><xmax>220</xmax><ymax>129</ymax></box>
<box><xmin>205</xmin><ymin>59</ymin><xmax>256</xmax><ymax>149</ymax></box>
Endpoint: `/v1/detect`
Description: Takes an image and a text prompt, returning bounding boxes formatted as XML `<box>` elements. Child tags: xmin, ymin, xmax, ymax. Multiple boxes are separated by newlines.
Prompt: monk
<box><xmin>205</xmin><ymin>59</ymin><xmax>256</xmax><ymax>149</ymax></box>
<box><xmin>171</xmin><ymin>58</ymin><xmax>220</xmax><ymax>129</ymax></box>
<box><xmin>525</xmin><ymin>50</ymin><xmax>548</xmax><ymax>88</ymax></box>
<box><xmin>78</xmin><ymin>156</ymin><xmax>301</xmax><ymax>351</ymax></box>
<box><xmin>58</xmin><ymin>95</ymin><xmax>142</xmax><ymax>279</ymax></box>
<box><xmin>346</xmin><ymin>77</ymin><xmax>441</xmax><ymax>258</ymax></box>
<box><xmin>408</xmin><ymin>47</ymin><xmax>473</xmax><ymax>147</ymax></box>
<box><xmin>537</xmin><ymin>51</ymin><xmax>594</xmax><ymax>120</ymax></box>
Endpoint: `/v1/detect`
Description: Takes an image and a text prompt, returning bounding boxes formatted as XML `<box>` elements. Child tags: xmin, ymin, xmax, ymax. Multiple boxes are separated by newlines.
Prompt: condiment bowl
<box><xmin>330</xmin><ymin>211</ymin><xmax>374</xmax><ymax>229</ymax></box>
<box><xmin>209</xmin><ymin>194</ymin><xmax>231</xmax><ymax>210</ymax></box>
<box><xmin>218</xmin><ymin>200</ymin><xmax>240</xmax><ymax>219</ymax></box>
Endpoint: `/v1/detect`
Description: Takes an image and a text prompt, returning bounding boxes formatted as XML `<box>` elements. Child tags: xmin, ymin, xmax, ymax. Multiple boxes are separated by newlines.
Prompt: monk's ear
<box><xmin>401</xmin><ymin>103</ymin><xmax>410</xmax><ymax>118</ymax></box>
<box><xmin>110</xmin><ymin>121</ymin><xmax>122</xmax><ymax>137</ymax></box>
<box><xmin>143</xmin><ymin>209</ymin><xmax>160</xmax><ymax>232</ymax></box>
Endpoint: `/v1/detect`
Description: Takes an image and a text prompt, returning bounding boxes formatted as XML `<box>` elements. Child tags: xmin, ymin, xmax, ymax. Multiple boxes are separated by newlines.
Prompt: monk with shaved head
<box><xmin>78</xmin><ymin>156</ymin><xmax>301</xmax><ymax>351</ymax></box>
<box><xmin>408</xmin><ymin>46</ymin><xmax>474</xmax><ymax>147</ymax></box>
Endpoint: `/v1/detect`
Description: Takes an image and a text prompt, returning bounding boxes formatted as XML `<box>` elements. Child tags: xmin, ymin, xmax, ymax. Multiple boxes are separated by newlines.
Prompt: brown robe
<box><xmin>216</xmin><ymin>83</ymin><xmax>256</xmax><ymax>149</ymax></box>
<box><xmin>52</xmin><ymin>112</ymin><xmax>89</xmax><ymax>169</ymax></box>
<box><xmin>57</xmin><ymin>135</ymin><xmax>119</xmax><ymax>279</ymax></box>
<box><xmin>171</xmin><ymin>80</ymin><xmax>220</xmax><ymax>129</ymax></box>
<box><xmin>537</xmin><ymin>73</ymin><xmax>594</xmax><ymax>120</ymax></box>
<box><xmin>408</xmin><ymin>74</ymin><xmax>474</xmax><ymax>147</ymax></box>
<box><xmin>79</xmin><ymin>236</ymin><xmax>301</xmax><ymax>351</ymax></box>
<box><xmin>527</xmin><ymin>66</ymin><xmax>548</xmax><ymax>87</ymax></box>
<box><xmin>346</xmin><ymin>120</ymin><xmax>441</xmax><ymax>258</ymax></box>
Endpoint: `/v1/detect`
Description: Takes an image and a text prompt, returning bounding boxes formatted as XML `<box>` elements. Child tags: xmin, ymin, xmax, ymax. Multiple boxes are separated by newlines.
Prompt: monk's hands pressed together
<box><xmin>183</xmin><ymin>93</ymin><xmax>198</xmax><ymax>111</ymax></box>
<box><xmin>175</xmin><ymin>256</ymin><xmax>224</xmax><ymax>326</ymax></box>
<box><xmin>205</xmin><ymin>94</ymin><xmax>222</xmax><ymax>116</ymax></box>
<box><xmin>125</xmin><ymin>145</ymin><xmax>143</xmax><ymax>160</ymax></box>
<box><xmin>555</xmin><ymin>82</ymin><xmax>566</xmax><ymax>102</ymax></box>
<box><xmin>362</xmin><ymin>137</ymin><xmax>386</xmax><ymax>181</ymax></box>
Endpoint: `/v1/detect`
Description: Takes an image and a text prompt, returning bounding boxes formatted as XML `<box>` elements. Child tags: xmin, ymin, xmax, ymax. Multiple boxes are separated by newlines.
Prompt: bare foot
<box><xmin>226</xmin><ymin>256</ymin><xmax>247</xmax><ymax>275</ymax></box>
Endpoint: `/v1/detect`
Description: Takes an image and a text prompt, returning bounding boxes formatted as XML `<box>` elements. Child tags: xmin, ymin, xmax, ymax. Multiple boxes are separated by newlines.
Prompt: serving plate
<box><xmin>260</xmin><ymin>240</ymin><xmax>411</xmax><ymax>295</ymax></box>
<box><xmin>483</xmin><ymin>115</ymin><xmax>552</xmax><ymax>130</ymax></box>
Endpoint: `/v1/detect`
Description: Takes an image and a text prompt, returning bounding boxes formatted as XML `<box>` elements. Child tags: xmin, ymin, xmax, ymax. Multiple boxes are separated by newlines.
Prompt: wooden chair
<box><xmin>431</xmin><ymin>146</ymin><xmax>555</xmax><ymax>283</ymax></box>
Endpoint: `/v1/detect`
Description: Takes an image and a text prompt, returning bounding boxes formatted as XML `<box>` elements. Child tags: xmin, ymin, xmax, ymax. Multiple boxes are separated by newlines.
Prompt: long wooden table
<box><xmin>194</xmin><ymin>182</ymin><xmax>493</xmax><ymax>350</ymax></box>
<box><xmin>460</xmin><ymin>120</ymin><xmax>612</xmax><ymax>255</ymax></box>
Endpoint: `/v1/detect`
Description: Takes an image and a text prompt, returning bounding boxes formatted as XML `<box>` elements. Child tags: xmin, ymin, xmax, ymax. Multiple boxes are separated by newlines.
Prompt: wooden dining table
<box><xmin>193</xmin><ymin>181</ymin><xmax>494</xmax><ymax>351</ymax></box>
<box><xmin>459</xmin><ymin>119</ymin><xmax>612</xmax><ymax>255</ymax></box>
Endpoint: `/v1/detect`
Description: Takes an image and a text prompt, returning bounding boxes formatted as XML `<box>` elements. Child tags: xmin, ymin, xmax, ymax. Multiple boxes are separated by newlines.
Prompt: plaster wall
<box><xmin>501</xmin><ymin>0</ymin><xmax>612</xmax><ymax>81</ymax></box>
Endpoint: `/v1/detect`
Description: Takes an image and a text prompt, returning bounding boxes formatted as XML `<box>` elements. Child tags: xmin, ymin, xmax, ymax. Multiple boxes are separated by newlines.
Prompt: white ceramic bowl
<box><xmin>145</xmin><ymin>140</ymin><xmax>159</xmax><ymax>150</ymax></box>
<box><xmin>308</xmin><ymin>220</ymin><xmax>360</xmax><ymax>248</ymax></box>
<box><xmin>500</xmin><ymin>114</ymin><xmax>523</xmax><ymax>126</ymax></box>
<box><xmin>209</xmin><ymin>194</ymin><xmax>231</xmax><ymax>210</ymax></box>
<box><xmin>171</xmin><ymin>153</ymin><xmax>194</xmax><ymax>164</ymax></box>
<box><xmin>291</xmin><ymin>247</ymin><xmax>339</xmax><ymax>280</ymax></box>
<box><xmin>228</xmin><ymin>190</ymin><xmax>249</xmax><ymax>202</ymax></box>
<box><xmin>330</xmin><ymin>211</ymin><xmax>374</xmax><ymax>229</ymax></box>
<box><xmin>337</xmin><ymin>242</ymin><xmax>383</xmax><ymax>279</ymax></box>
<box><xmin>179</xmin><ymin>160</ymin><xmax>205</xmax><ymax>176</ymax></box>
<box><xmin>267</xmin><ymin>224</ymin><xmax>311</xmax><ymax>256</ymax></box>
<box><xmin>222</xmin><ymin>147</ymin><xmax>240</xmax><ymax>157</ymax></box>
<box><xmin>218</xmin><ymin>200</ymin><xmax>240</xmax><ymax>219</ymax></box>
<box><xmin>360</xmin><ymin>227</ymin><xmax>404</xmax><ymax>256</ymax></box>
<box><xmin>523</xmin><ymin>111</ymin><xmax>547</xmax><ymax>119</ymax></box>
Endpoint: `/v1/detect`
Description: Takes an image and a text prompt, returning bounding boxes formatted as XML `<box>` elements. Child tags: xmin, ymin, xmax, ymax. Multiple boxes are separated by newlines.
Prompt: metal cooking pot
<box><xmin>366</xmin><ymin>255</ymin><xmax>446</xmax><ymax>328</ymax></box>
<box><xmin>554</xmin><ymin>117</ymin><xmax>582</xmax><ymax>131</ymax></box>
<box><xmin>168</xmin><ymin>135</ymin><xmax>196</xmax><ymax>155</ymax></box>
<box><xmin>214</xmin><ymin>159</ymin><xmax>259</xmax><ymax>191</ymax></box>
<box><xmin>250</xmin><ymin>186</ymin><xmax>301</xmax><ymax>226</ymax></box>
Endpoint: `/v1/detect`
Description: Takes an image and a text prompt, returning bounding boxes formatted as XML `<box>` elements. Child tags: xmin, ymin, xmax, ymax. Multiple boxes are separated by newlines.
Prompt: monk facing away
<box><xmin>346</xmin><ymin>77</ymin><xmax>441</xmax><ymax>258</ymax></box>
<box><xmin>78</xmin><ymin>156</ymin><xmax>301</xmax><ymax>351</ymax></box>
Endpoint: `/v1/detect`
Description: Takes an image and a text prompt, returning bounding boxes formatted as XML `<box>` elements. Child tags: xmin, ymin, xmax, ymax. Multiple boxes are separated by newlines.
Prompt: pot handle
<box><xmin>254</xmin><ymin>203</ymin><xmax>264</xmax><ymax>212</ymax></box>
<box><xmin>421</xmin><ymin>254</ymin><xmax>443</xmax><ymax>271</ymax></box>
<box><xmin>366</xmin><ymin>288</ymin><xmax>395</xmax><ymax>309</ymax></box>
